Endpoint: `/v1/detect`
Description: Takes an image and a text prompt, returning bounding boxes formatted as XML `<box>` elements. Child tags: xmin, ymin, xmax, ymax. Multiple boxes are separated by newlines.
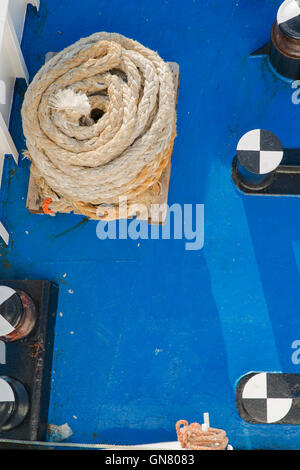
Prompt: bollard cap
<box><xmin>0</xmin><ymin>287</ymin><xmax>23</xmax><ymax>337</ymax></box>
<box><xmin>0</xmin><ymin>377</ymin><xmax>15</xmax><ymax>429</ymax></box>
<box><xmin>0</xmin><ymin>376</ymin><xmax>29</xmax><ymax>431</ymax></box>
<box><xmin>237</xmin><ymin>129</ymin><xmax>283</xmax><ymax>175</ymax></box>
<box><xmin>277</xmin><ymin>0</ymin><xmax>300</xmax><ymax>39</ymax></box>
<box><xmin>241</xmin><ymin>373</ymin><xmax>292</xmax><ymax>424</ymax></box>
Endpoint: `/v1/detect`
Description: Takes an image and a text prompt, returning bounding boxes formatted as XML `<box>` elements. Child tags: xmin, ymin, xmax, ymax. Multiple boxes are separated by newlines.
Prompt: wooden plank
<box><xmin>26</xmin><ymin>60</ymin><xmax>180</xmax><ymax>224</ymax></box>
<box><xmin>26</xmin><ymin>171</ymin><xmax>42</xmax><ymax>213</ymax></box>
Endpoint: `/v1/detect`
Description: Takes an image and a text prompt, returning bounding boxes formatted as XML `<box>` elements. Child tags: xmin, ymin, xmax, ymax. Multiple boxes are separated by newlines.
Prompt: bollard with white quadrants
<box><xmin>232</xmin><ymin>129</ymin><xmax>300</xmax><ymax>196</ymax></box>
<box><xmin>0</xmin><ymin>286</ymin><xmax>36</xmax><ymax>342</ymax></box>
<box><xmin>0</xmin><ymin>376</ymin><xmax>29</xmax><ymax>432</ymax></box>
<box><xmin>233</xmin><ymin>129</ymin><xmax>283</xmax><ymax>190</ymax></box>
<box><xmin>0</xmin><ymin>280</ymin><xmax>58</xmax><ymax>441</ymax></box>
<box><xmin>252</xmin><ymin>1</ymin><xmax>300</xmax><ymax>80</ymax></box>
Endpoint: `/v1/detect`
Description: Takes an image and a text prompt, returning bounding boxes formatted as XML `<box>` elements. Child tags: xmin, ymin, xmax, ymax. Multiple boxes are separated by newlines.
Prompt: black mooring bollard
<box><xmin>235</xmin><ymin>129</ymin><xmax>284</xmax><ymax>190</ymax></box>
<box><xmin>0</xmin><ymin>286</ymin><xmax>36</xmax><ymax>342</ymax></box>
<box><xmin>252</xmin><ymin>1</ymin><xmax>300</xmax><ymax>80</ymax></box>
<box><xmin>0</xmin><ymin>376</ymin><xmax>30</xmax><ymax>432</ymax></box>
<box><xmin>271</xmin><ymin>0</ymin><xmax>300</xmax><ymax>79</ymax></box>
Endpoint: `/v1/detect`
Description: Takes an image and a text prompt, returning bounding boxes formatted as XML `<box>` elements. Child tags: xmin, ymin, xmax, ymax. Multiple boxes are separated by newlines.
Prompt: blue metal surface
<box><xmin>1</xmin><ymin>0</ymin><xmax>300</xmax><ymax>449</ymax></box>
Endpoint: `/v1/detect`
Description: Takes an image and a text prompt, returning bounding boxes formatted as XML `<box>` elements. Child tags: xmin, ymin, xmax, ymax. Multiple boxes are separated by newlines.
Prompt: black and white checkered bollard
<box><xmin>235</xmin><ymin>129</ymin><xmax>284</xmax><ymax>189</ymax></box>
<box><xmin>236</xmin><ymin>372</ymin><xmax>300</xmax><ymax>425</ymax></box>
<box><xmin>0</xmin><ymin>286</ymin><xmax>36</xmax><ymax>342</ymax></box>
<box><xmin>253</xmin><ymin>1</ymin><xmax>300</xmax><ymax>79</ymax></box>
<box><xmin>271</xmin><ymin>0</ymin><xmax>300</xmax><ymax>78</ymax></box>
<box><xmin>0</xmin><ymin>376</ymin><xmax>30</xmax><ymax>431</ymax></box>
<box><xmin>277</xmin><ymin>0</ymin><xmax>300</xmax><ymax>39</ymax></box>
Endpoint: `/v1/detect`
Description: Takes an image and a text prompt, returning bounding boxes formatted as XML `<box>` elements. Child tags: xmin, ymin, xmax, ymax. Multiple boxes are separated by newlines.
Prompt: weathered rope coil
<box><xmin>21</xmin><ymin>32</ymin><xmax>177</xmax><ymax>219</ymax></box>
<box><xmin>176</xmin><ymin>420</ymin><xmax>229</xmax><ymax>450</ymax></box>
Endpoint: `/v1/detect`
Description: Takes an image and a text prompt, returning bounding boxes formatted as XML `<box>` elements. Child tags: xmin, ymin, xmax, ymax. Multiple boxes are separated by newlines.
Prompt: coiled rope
<box><xmin>21</xmin><ymin>32</ymin><xmax>177</xmax><ymax>219</ymax></box>
<box><xmin>176</xmin><ymin>420</ymin><xmax>229</xmax><ymax>450</ymax></box>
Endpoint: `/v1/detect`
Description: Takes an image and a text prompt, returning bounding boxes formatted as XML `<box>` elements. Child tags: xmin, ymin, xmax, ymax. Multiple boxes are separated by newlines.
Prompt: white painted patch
<box><xmin>0</xmin><ymin>377</ymin><xmax>14</xmax><ymax>402</ymax></box>
<box><xmin>242</xmin><ymin>373</ymin><xmax>267</xmax><ymax>399</ymax></box>
<box><xmin>0</xmin><ymin>80</ymin><xmax>5</xmax><ymax>105</ymax></box>
<box><xmin>259</xmin><ymin>150</ymin><xmax>284</xmax><ymax>174</ymax></box>
<box><xmin>237</xmin><ymin>129</ymin><xmax>260</xmax><ymax>152</ymax></box>
<box><xmin>48</xmin><ymin>422</ymin><xmax>73</xmax><ymax>442</ymax></box>
<box><xmin>154</xmin><ymin>348</ymin><xmax>163</xmax><ymax>355</ymax></box>
<box><xmin>278</xmin><ymin>0</ymin><xmax>300</xmax><ymax>25</ymax></box>
<box><xmin>0</xmin><ymin>340</ymin><xmax>6</xmax><ymax>364</ymax></box>
<box><xmin>0</xmin><ymin>221</ymin><xmax>9</xmax><ymax>245</ymax></box>
<box><xmin>267</xmin><ymin>398</ymin><xmax>292</xmax><ymax>423</ymax></box>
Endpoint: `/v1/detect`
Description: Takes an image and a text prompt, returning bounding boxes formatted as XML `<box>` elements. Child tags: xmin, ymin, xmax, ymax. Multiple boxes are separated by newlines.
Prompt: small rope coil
<box><xmin>176</xmin><ymin>420</ymin><xmax>229</xmax><ymax>451</ymax></box>
<box><xmin>21</xmin><ymin>32</ymin><xmax>177</xmax><ymax>219</ymax></box>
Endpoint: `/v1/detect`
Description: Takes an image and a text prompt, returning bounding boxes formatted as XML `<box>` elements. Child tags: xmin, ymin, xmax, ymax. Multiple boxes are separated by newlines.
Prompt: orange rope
<box><xmin>176</xmin><ymin>420</ymin><xmax>228</xmax><ymax>450</ymax></box>
<box><xmin>42</xmin><ymin>198</ymin><xmax>55</xmax><ymax>215</ymax></box>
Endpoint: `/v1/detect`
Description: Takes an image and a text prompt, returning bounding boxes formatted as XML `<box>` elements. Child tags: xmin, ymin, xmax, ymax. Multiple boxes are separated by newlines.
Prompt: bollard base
<box><xmin>0</xmin><ymin>280</ymin><xmax>58</xmax><ymax>441</ymax></box>
<box><xmin>251</xmin><ymin>22</ymin><xmax>300</xmax><ymax>80</ymax></box>
<box><xmin>0</xmin><ymin>291</ymin><xmax>36</xmax><ymax>343</ymax></box>
<box><xmin>232</xmin><ymin>150</ymin><xmax>300</xmax><ymax>196</ymax></box>
<box><xmin>0</xmin><ymin>377</ymin><xmax>30</xmax><ymax>432</ymax></box>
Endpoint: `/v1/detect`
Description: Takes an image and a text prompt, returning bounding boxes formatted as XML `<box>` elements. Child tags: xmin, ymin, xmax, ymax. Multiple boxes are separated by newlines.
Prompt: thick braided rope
<box><xmin>21</xmin><ymin>32</ymin><xmax>177</xmax><ymax>217</ymax></box>
<box><xmin>176</xmin><ymin>420</ymin><xmax>229</xmax><ymax>451</ymax></box>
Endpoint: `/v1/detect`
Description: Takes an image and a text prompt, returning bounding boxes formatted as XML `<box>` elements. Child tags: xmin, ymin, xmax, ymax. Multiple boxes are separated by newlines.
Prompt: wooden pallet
<box><xmin>26</xmin><ymin>59</ymin><xmax>179</xmax><ymax>224</ymax></box>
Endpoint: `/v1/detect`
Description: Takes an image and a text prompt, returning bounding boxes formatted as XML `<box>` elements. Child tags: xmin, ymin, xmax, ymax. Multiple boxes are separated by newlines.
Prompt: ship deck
<box><xmin>1</xmin><ymin>0</ymin><xmax>299</xmax><ymax>449</ymax></box>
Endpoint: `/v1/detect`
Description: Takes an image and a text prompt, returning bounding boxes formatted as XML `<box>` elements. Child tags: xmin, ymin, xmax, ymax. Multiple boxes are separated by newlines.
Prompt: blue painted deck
<box><xmin>1</xmin><ymin>0</ymin><xmax>300</xmax><ymax>449</ymax></box>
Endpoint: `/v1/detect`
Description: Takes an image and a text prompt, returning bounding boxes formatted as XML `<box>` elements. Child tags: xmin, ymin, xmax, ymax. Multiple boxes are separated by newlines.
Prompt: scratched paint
<box><xmin>1</xmin><ymin>0</ymin><xmax>300</xmax><ymax>450</ymax></box>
